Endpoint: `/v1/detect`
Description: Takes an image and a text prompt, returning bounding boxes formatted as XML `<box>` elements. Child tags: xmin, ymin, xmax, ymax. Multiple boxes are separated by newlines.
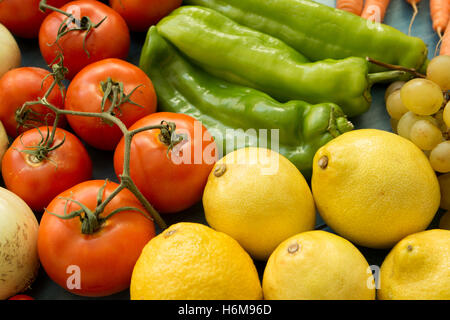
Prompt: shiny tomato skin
<box><xmin>114</xmin><ymin>112</ymin><xmax>217</xmax><ymax>213</ymax></box>
<box><xmin>0</xmin><ymin>0</ymin><xmax>71</xmax><ymax>38</ymax></box>
<box><xmin>64</xmin><ymin>58</ymin><xmax>157</xmax><ymax>150</ymax></box>
<box><xmin>37</xmin><ymin>180</ymin><xmax>156</xmax><ymax>297</ymax></box>
<box><xmin>8</xmin><ymin>295</ymin><xmax>34</xmax><ymax>300</ymax></box>
<box><xmin>39</xmin><ymin>0</ymin><xmax>130</xmax><ymax>79</ymax></box>
<box><xmin>109</xmin><ymin>0</ymin><xmax>182</xmax><ymax>32</ymax></box>
<box><xmin>2</xmin><ymin>127</ymin><xmax>92</xmax><ymax>212</ymax></box>
<box><xmin>0</xmin><ymin>67</ymin><xmax>66</xmax><ymax>138</ymax></box>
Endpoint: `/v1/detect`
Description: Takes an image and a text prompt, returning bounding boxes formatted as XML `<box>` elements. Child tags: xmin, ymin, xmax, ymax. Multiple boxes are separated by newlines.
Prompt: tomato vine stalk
<box><xmin>15</xmin><ymin>57</ymin><xmax>175</xmax><ymax>232</ymax></box>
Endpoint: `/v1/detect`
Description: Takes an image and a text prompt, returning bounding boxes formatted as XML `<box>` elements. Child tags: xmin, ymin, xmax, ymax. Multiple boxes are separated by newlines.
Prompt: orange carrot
<box><xmin>440</xmin><ymin>20</ymin><xmax>450</xmax><ymax>55</ymax></box>
<box><xmin>361</xmin><ymin>0</ymin><xmax>391</xmax><ymax>23</ymax></box>
<box><xmin>406</xmin><ymin>0</ymin><xmax>422</xmax><ymax>36</ymax></box>
<box><xmin>430</xmin><ymin>0</ymin><xmax>450</xmax><ymax>38</ymax></box>
<box><xmin>336</xmin><ymin>0</ymin><xmax>364</xmax><ymax>15</ymax></box>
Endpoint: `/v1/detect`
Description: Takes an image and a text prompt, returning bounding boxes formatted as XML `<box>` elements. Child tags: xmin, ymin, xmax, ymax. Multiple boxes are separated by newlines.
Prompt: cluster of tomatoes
<box><xmin>0</xmin><ymin>0</ymin><xmax>218</xmax><ymax>297</ymax></box>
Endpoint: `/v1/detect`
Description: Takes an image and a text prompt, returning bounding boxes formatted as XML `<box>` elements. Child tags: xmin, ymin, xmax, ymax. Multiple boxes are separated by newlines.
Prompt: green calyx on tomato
<box><xmin>13</xmin><ymin>54</ymin><xmax>67</xmax><ymax>134</ymax></box>
<box><xmin>99</xmin><ymin>77</ymin><xmax>144</xmax><ymax>116</ymax></box>
<box><xmin>45</xmin><ymin>180</ymin><xmax>149</xmax><ymax>235</ymax></box>
<box><xmin>114</xmin><ymin>112</ymin><xmax>218</xmax><ymax>214</ymax></box>
<box><xmin>156</xmin><ymin>120</ymin><xmax>186</xmax><ymax>157</ymax></box>
<box><xmin>20</xmin><ymin>126</ymin><xmax>66</xmax><ymax>165</ymax></box>
<box><xmin>39</xmin><ymin>0</ymin><xmax>130</xmax><ymax>79</ymax></box>
<box><xmin>65</xmin><ymin>58</ymin><xmax>157</xmax><ymax>150</ymax></box>
<box><xmin>39</xmin><ymin>0</ymin><xmax>107</xmax><ymax>58</ymax></box>
<box><xmin>2</xmin><ymin>126</ymin><xmax>92</xmax><ymax>212</ymax></box>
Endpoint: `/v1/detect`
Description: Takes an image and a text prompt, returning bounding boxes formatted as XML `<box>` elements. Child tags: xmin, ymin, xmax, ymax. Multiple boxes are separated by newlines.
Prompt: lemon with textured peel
<box><xmin>262</xmin><ymin>230</ymin><xmax>375</xmax><ymax>300</ymax></box>
<box><xmin>312</xmin><ymin>129</ymin><xmax>440</xmax><ymax>249</ymax></box>
<box><xmin>130</xmin><ymin>222</ymin><xmax>262</xmax><ymax>300</ymax></box>
<box><xmin>203</xmin><ymin>147</ymin><xmax>315</xmax><ymax>261</ymax></box>
<box><xmin>379</xmin><ymin>229</ymin><xmax>450</xmax><ymax>300</ymax></box>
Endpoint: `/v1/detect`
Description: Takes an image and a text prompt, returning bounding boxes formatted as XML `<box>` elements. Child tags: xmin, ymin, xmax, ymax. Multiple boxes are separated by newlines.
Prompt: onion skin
<box><xmin>0</xmin><ymin>23</ymin><xmax>21</xmax><ymax>78</ymax></box>
<box><xmin>0</xmin><ymin>187</ymin><xmax>39</xmax><ymax>300</ymax></box>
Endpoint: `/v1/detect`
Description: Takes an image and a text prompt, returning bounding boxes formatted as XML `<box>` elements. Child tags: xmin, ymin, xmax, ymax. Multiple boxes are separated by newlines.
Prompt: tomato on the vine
<box><xmin>109</xmin><ymin>0</ymin><xmax>182</xmax><ymax>32</ymax></box>
<box><xmin>2</xmin><ymin>126</ymin><xmax>92</xmax><ymax>212</ymax></box>
<box><xmin>0</xmin><ymin>67</ymin><xmax>66</xmax><ymax>138</ymax></box>
<box><xmin>39</xmin><ymin>0</ymin><xmax>130</xmax><ymax>79</ymax></box>
<box><xmin>64</xmin><ymin>58</ymin><xmax>157</xmax><ymax>150</ymax></box>
<box><xmin>113</xmin><ymin>112</ymin><xmax>217</xmax><ymax>213</ymax></box>
<box><xmin>0</xmin><ymin>0</ymin><xmax>71</xmax><ymax>38</ymax></box>
<box><xmin>38</xmin><ymin>180</ymin><xmax>156</xmax><ymax>297</ymax></box>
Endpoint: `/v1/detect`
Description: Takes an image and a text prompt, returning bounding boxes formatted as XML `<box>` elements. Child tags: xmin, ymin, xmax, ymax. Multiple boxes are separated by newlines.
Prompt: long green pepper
<box><xmin>185</xmin><ymin>0</ymin><xmax>428</xmax><ymax>73</ymax></box>
<box><xmin>157</xmin><ymin>6</ymin><xmax>404</xmax><ymax>117</ymax></box>
<box><xmin>139</xmin><ymin>27</ymin><xmax>353</xmax><ymax>178</ymax></box>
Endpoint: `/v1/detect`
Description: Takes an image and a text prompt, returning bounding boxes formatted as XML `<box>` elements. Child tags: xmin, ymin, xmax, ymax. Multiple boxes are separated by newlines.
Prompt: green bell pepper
<box><xmin>157</xmin><ymin>6</ymin><xmax>404</xmax><ymax>117</ymax></box>
<box><xmin>139</xmin><ymin>26</ymin><xmax>353</xmax><ymax>178</ymax></box>
<box><xmin>185</xmin><ymin>0</ymin><xmax>428</xmax><ymax>73</ymax></box>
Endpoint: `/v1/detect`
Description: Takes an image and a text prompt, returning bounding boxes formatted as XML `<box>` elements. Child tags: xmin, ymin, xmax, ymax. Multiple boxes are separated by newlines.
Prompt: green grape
<box><xmin>444</xmin><ymin>101</ymin><xmax>450</xmax><ymax>128</ymax></box>
<box><xmin>400</xmin><ymin>78</ymin><xmax>444</xmax><ymax>115</ymax></box>
<box><xmin>384</xmin><ymin>81</ymin><xmax>405</xmax><ymax>102</ymax></box>
<box><xmin>426</xmin><ymin>55</ymin><xmax>450</xmax><ymax>91</ymax></box>
<box><xmin>386</xmin><ymin>90</ymin><xmax>409</xmax><ymax>120</ymax></box>
<box><xmin>410</xmin><ymin>119</ymin><xmax>443</xmax><ymax>150</ymax></box>
<box><xmin>397</xmin><ymin>111</ymin><xmax>438</xmax><ymax>140</ymax></box>
<box><xmin>429</xmin><ymin>141</ymin><xmax>450</xmax><ymax>173</ymax></box>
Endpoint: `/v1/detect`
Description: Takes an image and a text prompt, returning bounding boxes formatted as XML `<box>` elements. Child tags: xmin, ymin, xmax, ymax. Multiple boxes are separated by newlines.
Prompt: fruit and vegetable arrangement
<box><xmin>0</xmin><ymin>0</ymin><xmax>449</xmax><ymax>301</ymax></box>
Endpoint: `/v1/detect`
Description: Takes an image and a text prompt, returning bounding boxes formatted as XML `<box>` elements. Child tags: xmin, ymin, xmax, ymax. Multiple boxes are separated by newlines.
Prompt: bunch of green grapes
<box><xmin>385</xmin><ymin>55</ymin><xmax>450</xmax><ymax>173</ymax></box>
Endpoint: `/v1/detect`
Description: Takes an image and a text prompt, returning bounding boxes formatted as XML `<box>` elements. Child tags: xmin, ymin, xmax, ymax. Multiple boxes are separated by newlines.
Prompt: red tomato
<box><xmin>39</xmin><ymin>0</ymin><xmax>130</xmax><ymax>79</ymax></box>
<box><xmin>8</xmin><ymin>295</ymin><xmax>34</xmax><ymax>300</ymax></box>
<box><xmin>0</xmin><ymin>67</ymin><xmax>66</xmax><ymax>138</ymax></box>
<box><xmin>114</xmin><ymin>112</ymin><xmax>217</xmax><ymax>213</ymax></box>
<box><xmin>64</xmin><ymin>58</ymin><xmax>157</xmax><ymax>150</ymax></box>
<box><xmin>109</xmin><ymin>0</ymin><xmax>182</xmax><ymax>32</ymax></box>
<box><xmin>38</xmin><ymin>180</ymin><xmax>156</xmax><ymax>297</ymax></box>
<box><xmin>0</xmin><ymin>0</ymin><xmax>71</xmax><ymax>38</ymax></box>
<box><xmin>2</xmin><ymin>126</ymin><xmax>92</xmax><ymax>212</ymax></box>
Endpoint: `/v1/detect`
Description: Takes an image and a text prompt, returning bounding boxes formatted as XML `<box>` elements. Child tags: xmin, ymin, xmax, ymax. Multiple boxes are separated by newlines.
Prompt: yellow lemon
<box><xmin>438</xmin><ymin>173</ymin><xmax>450</xmax><ymax>210</ymax></box>
<box><xmin>203</xmin><ymin>147</ymin><xmax>315</xmax><ymax>261</ymax></box>
<box><xmin>312</xmin><ymin>129</ymin><xmax>440</xmax><ymax>249</ymax></box>
<box><xmin>130</xmin><ymin>222</ymin><xmax>262</xmax><ymax>300</ymax></box>
<box><xmin>378</xmin><ymin>229</ymin><xmax>450</xmax><ymax>300</ymax></box>
<box><xmin>439</xmin><ymin>212</ymin><xmax>450</xmax><ymax>230</ymax></box>
<box><xmin>262</xmin><ymin>230</ymin><xmax>375</xmax><ymax>300</ymax></box>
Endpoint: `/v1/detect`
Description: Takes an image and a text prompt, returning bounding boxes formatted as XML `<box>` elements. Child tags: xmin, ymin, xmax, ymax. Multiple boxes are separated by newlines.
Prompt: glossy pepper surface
<box><xmin>157</xmin><ymin>6</ymin><xmax>404</xmax><ymax>117</ymax></box>
<box><xmin>139</xmin><ymin>27</ymin><xmax>354</xmax><ymax>178</ymax></box>
<box><xmin>186</xmin><ymin>0</ymin><xmax>428</xmax><ymax>72</ymax></box>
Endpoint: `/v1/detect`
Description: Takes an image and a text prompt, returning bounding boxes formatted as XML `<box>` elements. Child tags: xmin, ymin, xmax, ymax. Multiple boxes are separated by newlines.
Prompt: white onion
<box><xmin>0</xmin><ymin>23</ymin><xmax>21</xmax><ymax>78</ymax></box>
<box><xmin>0</xmin><ymin>187</ymin><xmax>39</xmax><ymax>300</ymax></box>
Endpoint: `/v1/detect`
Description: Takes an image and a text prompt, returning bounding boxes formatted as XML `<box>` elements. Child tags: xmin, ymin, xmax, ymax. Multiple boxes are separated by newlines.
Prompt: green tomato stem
<box><xmin>18</xmin><ymin>57</ymin><xmax>170</xmax><ymax>231</ymax></box>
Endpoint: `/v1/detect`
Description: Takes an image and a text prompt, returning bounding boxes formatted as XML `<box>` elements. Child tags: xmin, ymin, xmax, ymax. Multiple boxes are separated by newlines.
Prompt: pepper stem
<box><xmin>367</xmin><ymin>71</ymin><xmax>407</xmax><ymax>86</ymax></box>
